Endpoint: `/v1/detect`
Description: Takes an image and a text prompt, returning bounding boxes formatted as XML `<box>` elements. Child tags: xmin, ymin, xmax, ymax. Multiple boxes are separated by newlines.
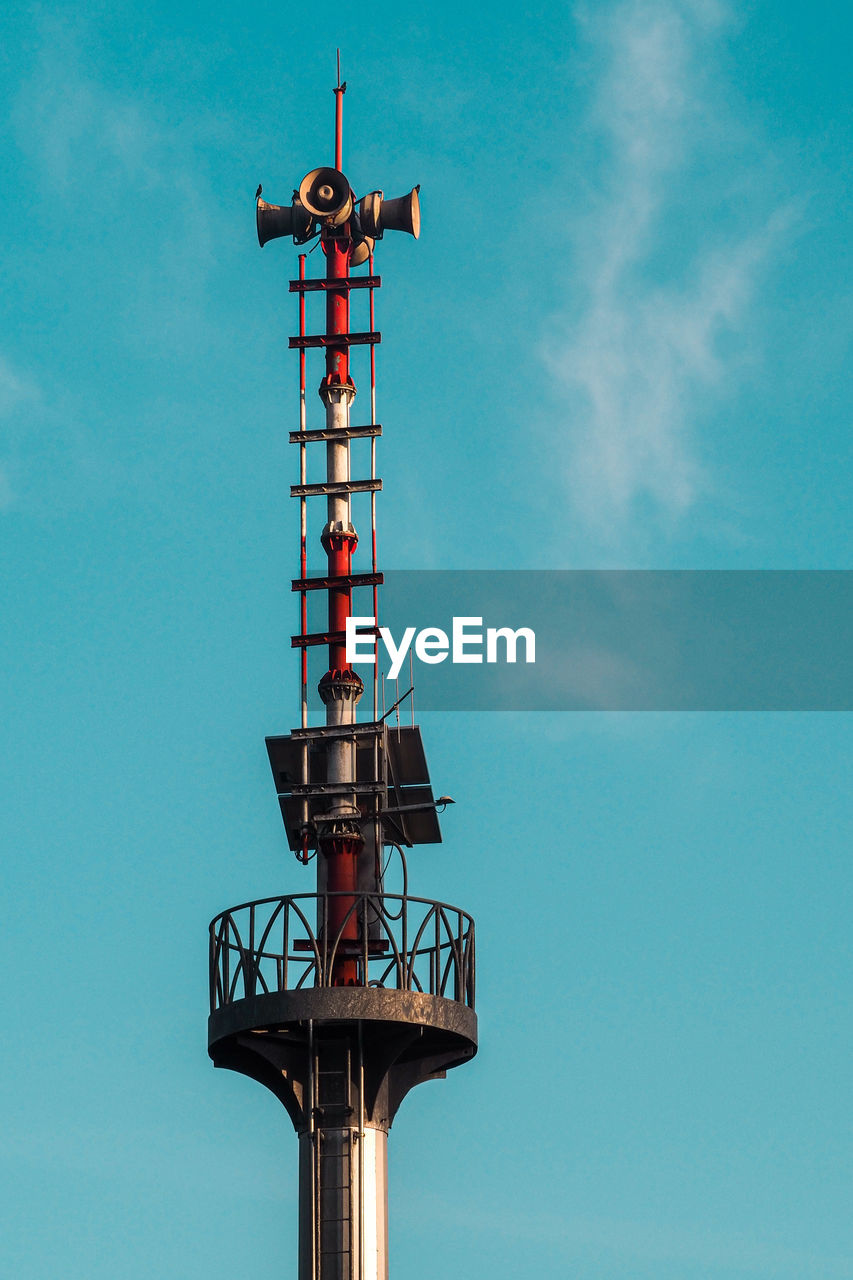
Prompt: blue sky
<box><xmin>1</xmin><ymin>2</ymin><xmax>851</xmax><ymax>1278</ymax></box>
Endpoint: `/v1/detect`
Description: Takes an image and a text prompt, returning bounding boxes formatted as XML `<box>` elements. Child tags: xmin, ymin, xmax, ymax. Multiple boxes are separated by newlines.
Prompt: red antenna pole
<box><xmin>334</xmin><ymin>50</ymin><xmax>345</xmax><ymax>171</ymax></box>
<box><xmin>320</xmin><ymin>48</ymin><xmax>358</xmax><ymax>983</ymax></box>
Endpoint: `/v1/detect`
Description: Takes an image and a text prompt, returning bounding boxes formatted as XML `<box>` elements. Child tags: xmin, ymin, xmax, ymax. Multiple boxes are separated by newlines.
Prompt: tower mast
<box><xmin>208</xmin><ymin>72</ymin><xmax>477</xmax><ymax>1280</ymax></box>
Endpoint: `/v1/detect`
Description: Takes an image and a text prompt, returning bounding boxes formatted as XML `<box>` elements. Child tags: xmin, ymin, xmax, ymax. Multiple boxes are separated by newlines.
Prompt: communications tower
<box><xmin>208</xmin><ymin>67</ymin><xmax>477</xmax><ymax>1280</ymax></box>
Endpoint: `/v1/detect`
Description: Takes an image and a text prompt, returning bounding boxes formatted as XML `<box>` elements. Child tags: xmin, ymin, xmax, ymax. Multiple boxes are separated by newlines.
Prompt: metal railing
<box><xmin>209</xmin><ymin>893</ymin><xmax>476</xmax><ymax>1014</ymax></box>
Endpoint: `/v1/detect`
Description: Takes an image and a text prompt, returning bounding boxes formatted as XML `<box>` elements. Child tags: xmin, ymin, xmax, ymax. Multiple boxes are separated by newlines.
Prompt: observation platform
<box><xmin>208</xmin><ymin>893</ymin><xmax>477</xmax><ymax>1130</ymax></box>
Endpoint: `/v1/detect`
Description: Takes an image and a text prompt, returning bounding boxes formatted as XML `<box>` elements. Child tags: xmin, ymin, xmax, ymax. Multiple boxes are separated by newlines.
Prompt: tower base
<box><xmin>209</xmin><ymin>987</ymin><xmax>477</xmax><ymax>1280</ymax></box>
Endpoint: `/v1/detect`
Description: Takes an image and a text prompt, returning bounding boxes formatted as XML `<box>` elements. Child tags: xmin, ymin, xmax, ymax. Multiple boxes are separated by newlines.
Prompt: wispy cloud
<box><xmin>0</xmin><ymin>468</ymin><xmax>14</xmax><ymax>512</ymax></box>
<box><xmin>0</xmin><ymin>355</ymin><xmax>39</xmax><ymax>416</ymax></box>
<box><xmin>545</xmin><ymin>0</ymin><xmax>795</xmax><ymax>542</ymax></box>
<box><xmin>11</xmin><ymin>14</ymin><xmax>209</xmax><ymax>193</ymax></box>
<box><xmin>11</xmin><ymin>15</ymin><xmax>229</xmax><ymax>324</ymax></box>
<box><xmin>14</xmin><ymin>52</ymin><xmax>158</xmax><ymax>192</ymax></box>
<box><xmin>4</xmin><ymin>19</ymin><xmax>241</xmax><ymax>514</ymax></box>
<box><xmin>0</xmin><ymin>356</ymin><xmax>42</xmax><ymax>511</ymax></box>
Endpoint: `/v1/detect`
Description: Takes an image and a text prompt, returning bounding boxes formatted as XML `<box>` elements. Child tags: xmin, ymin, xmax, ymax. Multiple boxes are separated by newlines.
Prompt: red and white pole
<box><xmin>316</xmin><ymin>77</ymin><xmax>362</xmax><ymax>985</ymax></box>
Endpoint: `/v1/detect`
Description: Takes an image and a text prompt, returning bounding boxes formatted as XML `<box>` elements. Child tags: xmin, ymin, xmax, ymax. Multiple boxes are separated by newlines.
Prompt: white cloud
<box><xmin>0</xmin><ymin>468</ymin><xmax>13</xmax><ymax>511</ymax></box>
<box><xmin>545</xmin><ymin>0</ymin><xmax>793</xmax><ymax>541</ymax></box>
<box><xmin>0</xmin><ymin>356</ymin><xmax>43</xmax><ymax>511</ymax></box>
<box><xmin>12</xmin><ymin>16</ymin><xmax>226</xmax><ymax>263</ymax></box>
<box><xmin>3</xmin><ymin>20</ymin><xmax>240</xmax><ymax>513</ymax></box>
<box><xmin>11</xmin><ymin>16</ymin><xmax>164</xmax><ymax>191</ymax></box>
<box><xmin>0</xmin><ymin>355</ymin><xmax>39</xmax><ymax>417</ymax></box>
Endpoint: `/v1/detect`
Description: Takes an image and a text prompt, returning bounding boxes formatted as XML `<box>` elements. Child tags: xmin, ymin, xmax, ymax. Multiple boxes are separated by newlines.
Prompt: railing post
<box><xmin>321</xmin><ymin>894</ymin><xmax>328</xmax><ymax>987</ymax></box>
<box><xmin>209</xmin><ymin>923</ymin><xmax>217</xmax><ymax>1012</ymax></box>
<box><xmin>248</xmin><ymin>904</ymin><xmax>256</xmax><ymax>998</ymax></box>
<box><xmin>222</xmin><ymin>917</ymin><xmax>231</xmax><ymax>1004</ymax></box>
<box><xmin>283</xmin><ymin>898</ymin><xmax>289</xmax><ymax>993</ymax></box>
<box><xmin>428</xmin><ymin>909</ymin><xmax>435</xmax><ymax>995</ymax></box>
<box><xmin>401</xmin><ymin>896</ymin><xmax>408</xmax><ymax>990</ymax></box>
<box><xmin>361</xmin><ymin>895</ymin><xmax>368</xmax><ymax>987</ymax></box>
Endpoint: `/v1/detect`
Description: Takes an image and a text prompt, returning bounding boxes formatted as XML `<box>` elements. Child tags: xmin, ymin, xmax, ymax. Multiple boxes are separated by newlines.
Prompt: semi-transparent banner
<box><xmin>326</xmin><ymin>571</ymin><xmax>853</xmax><ymax>710</ymax></box>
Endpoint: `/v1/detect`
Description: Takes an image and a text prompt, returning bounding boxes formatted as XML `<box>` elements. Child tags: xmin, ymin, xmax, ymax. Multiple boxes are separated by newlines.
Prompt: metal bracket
<box><xmin>289</xmin><ymin>424</ymin><xmax>382</xmax><ymax>443</ymax></box>
<box><xmin>291</xmin><ymin>572</ymin><xmax>383</xmax><ymax>592</ymax></box>
<box><xmin>287</xmin><ymin>723</ymin><xmax>385</xmax><ymax>741</ymax></box>
<box><xmin>289</xmin><ymin>276</ymin><xmax>381</xmax><ymax>292</ymax></box>
<box><xmin>291</xmin><ymin>627</ymin><xmax>380</xmax><ymax>649</ymax></box>
<box><xmin>286</xmin><ymin>782</ymin><xmax>386</xmax><ymax>798</ymax></box>
<box><xmin>289</xmin><ymin>332</ymin><xmax>381</xmax><ymax>349</ymax></box>
<box><xmin>290</xmin><ymin>479</ymin><xmax>381</xmax><ymax>498</ymax></box>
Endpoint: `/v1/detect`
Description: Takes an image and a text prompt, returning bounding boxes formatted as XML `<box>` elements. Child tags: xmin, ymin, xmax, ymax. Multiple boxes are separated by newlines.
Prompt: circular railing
<box><xmin>209</xmin><ymin>893</ymin><xmax>476</xmax><ymax>1014</ymax></box>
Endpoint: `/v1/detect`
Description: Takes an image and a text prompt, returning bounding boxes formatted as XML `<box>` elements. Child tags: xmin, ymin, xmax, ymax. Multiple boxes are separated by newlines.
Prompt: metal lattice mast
<box><xmin>208</xmin><ymin>67</ymin><xmax>477</xmax><ymax>1280</ymax></box>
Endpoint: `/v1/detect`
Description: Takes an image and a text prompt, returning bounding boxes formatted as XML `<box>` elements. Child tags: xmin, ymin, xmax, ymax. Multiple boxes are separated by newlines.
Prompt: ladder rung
<box><xmin>291</xmin><ymin>479</ymin><xmax>381</xmax><ymax>498</ymax></box>
<box><xmin>291</xmin><ymin>572</ymin><xmax>383</xmax><ymax>592</ymax></box>
<box><xmin>289</xmin><ymin>276</ymin><xmax>380</xmax><ymax>292</ymax></box>
<box><xmin>291</xmin><ymin>628</ymin><xmax>380</xmax><ymax>649</ymax></box>
<box><xmin>287</xmin><ymin>723</ymin><xmax>384</xmax><ymax>741</ymax></box>
<box><xmin>292</xmin><ymin>630</ymin><xmax>347</xmax><ymax>648</ymax></box>
<box><xmin>289</xmin><ymin>332</ymin><xmax>381</xmax><ymax>349</ymax></box>
<box><xmin>289</xmin><ymin>424</ymin><xmax>382</xmax><ymax>443</ymax></box>
<box><xmin>284</xmin><ymin>782</ymin><xmax>385</xmax><ymax>797</ymax></box>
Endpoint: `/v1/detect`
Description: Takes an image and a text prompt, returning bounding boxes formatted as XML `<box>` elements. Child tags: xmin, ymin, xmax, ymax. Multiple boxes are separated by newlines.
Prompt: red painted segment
<box><xmin>322</xmin><ymin>236</ymin><xmax>351</xmax><ymax>386</ymax></box>
<box><xmin>325</xmin><ymin>835</ymin><xmax>360</xmax><ymax>986</ymax></box>
<box><xmin>334</xmin><ymin>83</ymin><xmax>344</xmax><ymax>172</ymax></box>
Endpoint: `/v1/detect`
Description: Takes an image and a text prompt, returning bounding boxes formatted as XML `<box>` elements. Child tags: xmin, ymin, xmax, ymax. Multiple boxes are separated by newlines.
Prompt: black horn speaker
<box><xmin>360</xmin><ymin>186</ymin><xmax>420</xmax><ymax>240</ymax></box>
<box><xmin>256</xmin><ymin>196</ymin><xmax>313</xmax><ymax>247</ymax></box>
<box><xmin>298</xmin><ymin>167</ymin><xmax>353</xmax><ymax>226</ymax></box>
<box><xmin>350</xmin><ymin>236</ymin><xmax>375</xmax><ymax>267</ymax></box>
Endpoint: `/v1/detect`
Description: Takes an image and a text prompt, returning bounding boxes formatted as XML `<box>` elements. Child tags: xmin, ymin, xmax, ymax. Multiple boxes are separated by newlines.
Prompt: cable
<box><xmin>379</xmin><ymin>839</ymin><xmax>408</xmax><ymax>915</ymax></box>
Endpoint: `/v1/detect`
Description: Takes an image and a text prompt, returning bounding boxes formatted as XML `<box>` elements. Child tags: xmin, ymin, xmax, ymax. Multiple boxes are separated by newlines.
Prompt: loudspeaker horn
<box><xmin>298</xmin><ymin>167</ymin><xmax>353</xmax><ymax>226</ymax></box>
<box><xmin>360</xmin><ymin>186</ymin><xmax>420</xmax><ymax>240</ymax></box>
<box><xmin>256</xmin><ymin>196</ymin><xmax>313</xmax><ymax>247</ymax></box>
<box><xmin>350</xmin><ymin>236</ymin><xmax>375</xmax><ymax>267</ymax></box>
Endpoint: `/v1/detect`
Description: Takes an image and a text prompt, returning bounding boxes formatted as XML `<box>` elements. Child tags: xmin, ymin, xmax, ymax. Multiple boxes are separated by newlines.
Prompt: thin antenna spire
<box><xmin>334</xmin><ymin>49</ymin><xmax>346</xmax><ymax>171</ymax></box>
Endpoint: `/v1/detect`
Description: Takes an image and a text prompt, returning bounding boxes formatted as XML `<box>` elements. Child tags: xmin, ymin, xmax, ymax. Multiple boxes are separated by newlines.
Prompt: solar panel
<box><xmin>265</xmin><ymin>724</ymin><xmax>442</xmax><ymax>849</ymax></box>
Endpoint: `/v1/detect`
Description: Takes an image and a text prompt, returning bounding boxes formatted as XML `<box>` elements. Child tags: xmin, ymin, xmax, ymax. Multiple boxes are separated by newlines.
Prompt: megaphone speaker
<box><xmin>256</xmin><ymin>196</ymin><xmax>313</xmax><ymax>247</ymax></box>
<box><xmin>298</xmin><ymin>167</ymin><xmax>353</xmax><ymax>226</ymax></box>
<box><xmin>360</xmin><ymin>186</ymin><xmax>420</xmax><ymax>240</ymax></box>
<box><xmin>350</xmin><ymin>236</ymin><xmax>375</xmax><ymax>267</ymax></box>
